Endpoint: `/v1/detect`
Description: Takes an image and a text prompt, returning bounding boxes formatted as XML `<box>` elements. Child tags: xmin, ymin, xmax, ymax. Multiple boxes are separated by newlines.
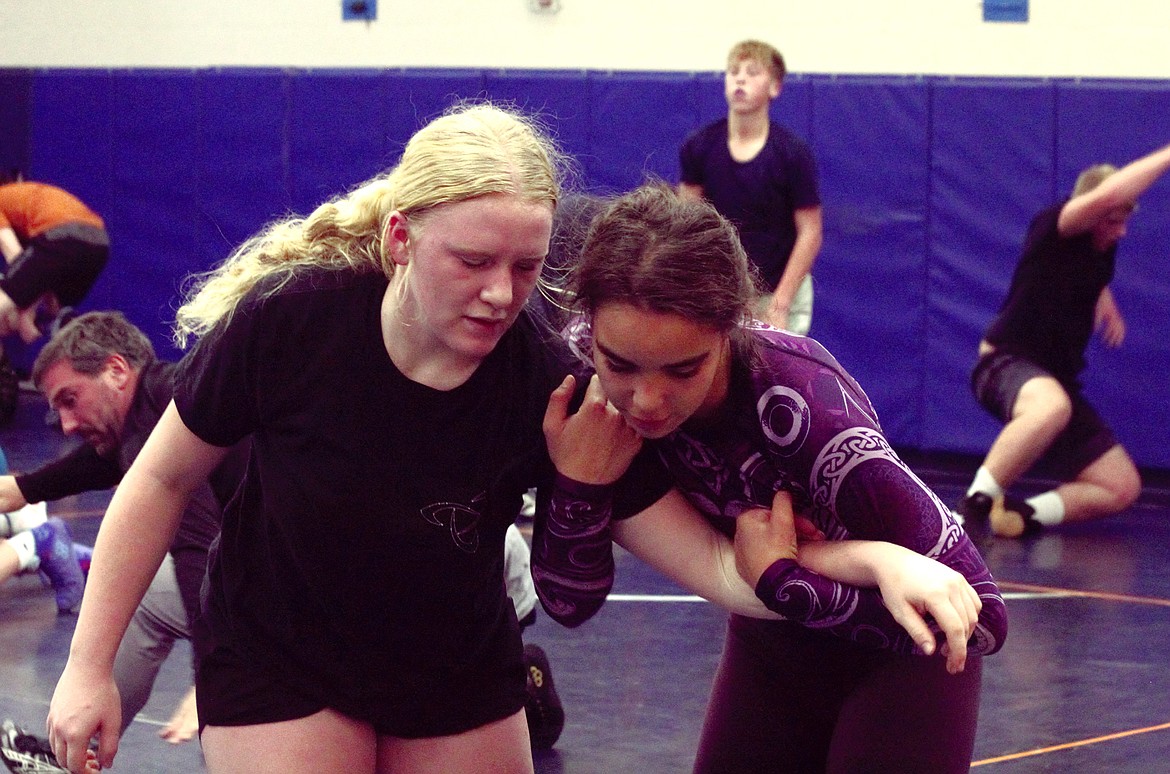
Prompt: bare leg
<box><xmin>1055</xmin><ymin>444</ymin><xmax>1142</xmax><ymax>522</ymax></box>
<box><xmin>981</xmin><ymin>375</ymin><xmax>1071</xmax><ymax>490</ymax></box>
<box><xmin>201</xmin><ymin>708</ymin><xmax>377</xmax><ymax>773</ymax></box>
<box><xmin>377</xmin><ymin>709</ymin><xmax>532</xmax><ymax>774</ymax></box>
<box><xmin>203</xmin><ymin>707</ymin><xmax>532</xmax><ymax>774</ymax></box>
<box><xmin>15</xmin><ymin>303</ymin><xmax>41</xmax><ymax>343</ymax></box>
<box><xmin>0</xmin><ymin>290</ymin><xmax>20</xmax><ymax>339</ymax></box>
<box><xmin>0</xmin><ymin>539</ymin><xmax>21</xmax><ymax>584</ymax></box>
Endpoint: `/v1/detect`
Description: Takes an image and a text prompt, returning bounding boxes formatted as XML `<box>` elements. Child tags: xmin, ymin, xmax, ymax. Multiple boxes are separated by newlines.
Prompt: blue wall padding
<box><xmin>11</xmin><ymin>67</ymin><xmax>1170</xmax><ymax>470</ymax></box>
<box><xmin>586</xmin><ymin>72</ymin><xmax>699</xmax><ymax>192</ymax></box>
<box><xmin>289</xmin><ymin>70</ymin><xmax>399</xmax><ymax>213</ymax></box>
<box><xmin>29</xmin><ymin>70</ymin><xmax>116</xmax><ymax>220</ymax></box>
<box><xmin>810</xmin><ymin>78</ymin><xmax>931</xmax><ymax>446</ymax></box>
<box><xmin>100</xmin><ymin>71</ymin><xmax>202</xmax><ymax>337</ymax></box>
<box><xmin>483</xmin><ymin>69</ymin><xmax>593</xmax><ymax>176</ymax></box>
<box><xmin>924</xmin><ymin>80</ymin><xmax>1057</xmax><ymax>454</ymax></box>
<box><xmin>1055</xmin><ymin>82</ymin><xmax>1170</xmax><ymax>467</ymax></box>
<box><xmin>195</xmin><ymin>70</ymin><xmax>292</xmax><ymax>273</ymax></box>
<box><xmin>0</xmin><ymin>70</ymin><xmax>32</xmax><ymax>173</ymax></box>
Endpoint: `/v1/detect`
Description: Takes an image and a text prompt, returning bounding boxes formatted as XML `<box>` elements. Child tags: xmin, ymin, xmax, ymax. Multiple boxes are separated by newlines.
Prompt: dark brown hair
<box><xmin>569</xmin><ymin>184</ymin><xmax>757</xmax><ymax>343</ymax></box>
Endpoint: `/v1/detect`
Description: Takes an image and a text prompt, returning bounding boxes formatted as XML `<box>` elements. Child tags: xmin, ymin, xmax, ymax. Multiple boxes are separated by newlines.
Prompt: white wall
<box><xmin>3</xmin><ymin>0</ymin><xmax>1169</xmax><ymax>78</ymax></box>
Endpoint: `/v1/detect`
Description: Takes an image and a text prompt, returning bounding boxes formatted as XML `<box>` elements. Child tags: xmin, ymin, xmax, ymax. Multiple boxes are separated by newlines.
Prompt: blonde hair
<box><xmin>174</xmin><ymin>103</ymin><xmax>565</xmax><ymax>346</ymax></box>
<box><xmin>727</xmin><ymin>40</ymin><xmax>787</xmax><ymax>84</ymax></box>
<box><xmin>1072</xmin><ymin>163</ymin><xmax>1118</xmax><ymax>197</ymax></box>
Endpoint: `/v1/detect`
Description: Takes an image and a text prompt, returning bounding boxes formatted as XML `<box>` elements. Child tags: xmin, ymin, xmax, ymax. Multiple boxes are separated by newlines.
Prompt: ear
<box><xmin>770</xmin><ymin>79</ymin><xmax>782</xmax><ymax>100</ymax></box>
<box><xmin>383</xmin><ymin>211</ymin><xmax>411</xmax><ymax>267</ymax></box>
<box><xmin>103</xmin><ymin>354</ymin><xmax>133</xmax><ymax>390</ymax></box>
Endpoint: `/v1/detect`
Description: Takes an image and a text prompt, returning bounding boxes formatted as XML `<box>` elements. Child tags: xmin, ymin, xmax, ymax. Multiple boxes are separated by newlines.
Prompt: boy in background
<box><xmin>679</xmin><ymin>40</ymin><xmax>822</xmax><ymax>334</ymax></box>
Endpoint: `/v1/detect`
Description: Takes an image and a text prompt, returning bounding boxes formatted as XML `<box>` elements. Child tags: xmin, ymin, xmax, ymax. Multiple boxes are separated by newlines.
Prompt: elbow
<box><xmin>531</xmin><ymin>565</ymin><xmax>613</xmax><ymax>628</ymax></box>
<box><xmin>970</xmin><ymin>594</ymin><xmax>1009</xmax><ymax>656</ymax></box>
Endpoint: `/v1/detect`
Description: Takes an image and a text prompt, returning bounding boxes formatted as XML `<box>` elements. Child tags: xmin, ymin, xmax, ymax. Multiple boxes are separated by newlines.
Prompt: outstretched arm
<box><xmin>612</xmin><ymin>489</ymin><xmax>778</xmax><ymax>618</ymax></box>
<box><xmin>1058</xmin><ymin>142</ymin><xmax>1170</xmax><ymax>236</ymax></box>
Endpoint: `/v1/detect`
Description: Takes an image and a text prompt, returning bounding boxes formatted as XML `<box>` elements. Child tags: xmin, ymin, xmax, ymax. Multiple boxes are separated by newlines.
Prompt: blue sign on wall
<box><xmin>983</xmin><ymin>0</ymin><xmax>1028</xmax><ymax>23</ymax></box>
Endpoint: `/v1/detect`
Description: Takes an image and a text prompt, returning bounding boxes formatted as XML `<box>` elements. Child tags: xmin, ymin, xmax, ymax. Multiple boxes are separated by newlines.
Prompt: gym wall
<box><xmin>1</xmin><ymin>67</ymin><xmax>1167</xmax><ymax>470</ymax></box>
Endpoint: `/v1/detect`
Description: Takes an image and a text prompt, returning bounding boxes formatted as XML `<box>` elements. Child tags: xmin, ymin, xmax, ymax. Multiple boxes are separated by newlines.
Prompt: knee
<box><xmin>1021</xmin><ymin>390</ymin><xmax>1072</xmax><ymax>435</ymax></box>
<box><xmin>1111</xmin><ymin>465</ymin><xmax>1142</xmax><ymax>513</ymax></box>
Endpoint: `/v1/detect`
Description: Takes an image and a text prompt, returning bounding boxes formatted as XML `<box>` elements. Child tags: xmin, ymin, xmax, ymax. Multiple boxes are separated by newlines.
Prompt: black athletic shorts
<box><xmin>195</xmin><ymin>639</ymin><xmax>329</xmax><ymax>735</ymax></box>
<box><xmin>195</xmin><ymin>634</ymin><xmax>526</xmax><ymax>738</ymax></box>
<box><xmin>971</xmin><ymin>350</ymin><xmax>1117</xmax><ymax>480</ymax></box>
<box><xmin>0</xmin><ymin>224</ymin><xmax>109</xmax><ymax>308</ymax></box>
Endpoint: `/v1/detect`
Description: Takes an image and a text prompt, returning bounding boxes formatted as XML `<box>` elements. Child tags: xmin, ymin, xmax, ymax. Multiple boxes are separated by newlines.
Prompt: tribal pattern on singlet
<box><xmin>534</xmin><ymin>323</ymin><xmax>1007</xmax><ymax>656</ymax></box>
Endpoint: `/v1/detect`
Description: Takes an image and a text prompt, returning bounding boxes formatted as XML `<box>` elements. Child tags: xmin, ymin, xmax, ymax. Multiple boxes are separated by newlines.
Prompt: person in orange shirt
<box><xmin>0</xmin><ymin>172</ymin><xmax>109</xmax><ymax>344</ymax></box>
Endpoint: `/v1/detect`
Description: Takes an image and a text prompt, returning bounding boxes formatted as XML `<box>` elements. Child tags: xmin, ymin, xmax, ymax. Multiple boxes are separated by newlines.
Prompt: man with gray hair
<box><xmin>0</xmin><ymin>311</ymin><xmax>245</xmax><ymax>759</ymax></box>
<box><xmin>957</xmin><ymin>142</ymin><xmax>1170</xmax><ymax>539</ymax></box>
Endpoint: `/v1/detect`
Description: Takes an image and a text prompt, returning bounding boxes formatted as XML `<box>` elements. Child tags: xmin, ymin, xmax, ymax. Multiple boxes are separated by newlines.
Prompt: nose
<box><xmin>58</xmin><ymin>409</ymin><xmax>79</xmax><ymax>435</ymax></box>
<box><xmin>630</xmin><ymin>375</ymin><xmax>668</xmax><ymax>416</ymax></box>
<box><xmin>480</xmin><ymin>266</ymin><xmax>514</xmax><ymax>309</ymax></box>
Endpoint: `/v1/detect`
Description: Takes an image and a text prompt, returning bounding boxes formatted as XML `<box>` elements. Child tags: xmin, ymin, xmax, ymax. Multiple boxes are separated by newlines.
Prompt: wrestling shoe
<box><xmin>31</xmin><ymin>518</ymin><xmax>84</xmax><ymax>614</ymax></box>
<box><xmin>954</xmin><ymin>492</ymin><xmax>993</xmax><ymax>545</ymax></box>
<box><xmin>523</xmin><ymin>643</ymin><xmax>564</xmax><ymax>750</ymax></box>
<box><xmin>0</xmin><ymin>719</ymin><xmax>68</xmax><ymax>773</ymax></box>
<box><xmin>74</xmin><ymin>544</ymin><xmax>93</xmax><ymax>577</ymax></box>
<box><xmin>990</xmin><ymin>495</ymin><xmax>1043</xmax><ymax>539</ymax></box>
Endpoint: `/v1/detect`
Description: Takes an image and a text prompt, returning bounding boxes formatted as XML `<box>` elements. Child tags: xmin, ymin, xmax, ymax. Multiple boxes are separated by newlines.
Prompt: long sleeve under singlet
<box><xmin>534</xmin><ymin>324</ymin><xmax>1007</xmax><ymax>657</ymax></box>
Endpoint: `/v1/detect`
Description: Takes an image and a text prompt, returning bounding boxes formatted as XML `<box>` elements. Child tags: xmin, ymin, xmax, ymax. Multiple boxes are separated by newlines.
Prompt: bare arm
<box><xmin>677</xmin><ymin>182</ymin><xmax>704</xmax><ymax>201</ymax></box>
<box><xmin>765</xmin><ymin>205</ymin><xmax>823</xmax><ymax>325</ymax></box>
<box><xmin>0</xmin><ymin>475</ymin><xmax>28</xmax><ymax>513</ymax></box>
<box><xmin>1058</xmin><ymin>142</ymin><xmax>1170</xmax><ymax>237</ymax></box>
<box><xmin>48</xmin><ymin>402</ymin><xmax>228</xmax><ymax>773</ymax></box>
<box><xmin>735</xmin><ymin>491</ymin><xmax>982</xmax><ymax>673</ymax></box>
<box><xmin>0</xmin><ymin>227</ymin><xmax>21</xmax><ymax>264</ymax></box>
<box><xmin>612</xmin><ymin>489</ymin><xmax>778</xmax><ymax>619</ymax></box>
<box><xmin>1095</xmin><ymin>285</ymin><xmax>1125</xmax><ymax>348</ymax></box>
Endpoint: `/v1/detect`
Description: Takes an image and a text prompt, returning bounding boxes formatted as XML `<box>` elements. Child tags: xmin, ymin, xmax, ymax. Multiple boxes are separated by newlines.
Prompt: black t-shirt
<box><xmin>984</xmin><ymin>202</ymin><xmax>1117</xmax><ymax>383</ymax></box>
<box><xmin>16</xmin><ymin>359</ymin><xmax>239</xmax><ymax>642</ymax></box>
<box><xmin>174</xmin><ymin>268</ymin><xmax>574</xmax><ymax>734</ymax></box>
<box><xmin>680</xmin><ymin>118</ymin><xmax>821</xmax><ymax>289</ymax></box>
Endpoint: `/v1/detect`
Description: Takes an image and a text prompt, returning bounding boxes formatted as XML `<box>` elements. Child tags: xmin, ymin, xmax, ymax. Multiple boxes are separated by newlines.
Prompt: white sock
<box><xmin>967</xmin><ymin>466</ymin><xmax>1003</xmax><ymax>499</ymax></box>
<box><xmin>1</xmin><ymin>502</ymin><xmax>48</xmax><ymax>536</ymax></box>
<box><xmin>8</xmin><ymin>530</ymin><xmax>39</xmax><ymax>571</ymax></box>
<box><xmin>1026</xmin><ymin>491</ymin><xmax>1065</xmax><ymax>526</ymax></box>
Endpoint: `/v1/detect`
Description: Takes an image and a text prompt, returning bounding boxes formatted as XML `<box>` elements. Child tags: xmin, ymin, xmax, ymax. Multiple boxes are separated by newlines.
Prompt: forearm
<box><xmin>772</xmin><ymin>235</ymin><xmax>819</xmax><ymax>304</ymax></box>
<box><xmin>531</xmin><ymin>474</ymin><xmax>615</xmax><ymax>628</ymax></box>
<box><xmin>1106</xmin><ymin>142</ymin><xmax>1170</xmax><ymax>204</ymax></box>
<box><xmin>614</xmin><ymin>489</ymin><xmax>777</xmax><ymax>619</ymax></box>
<box><xmin>0</xmin><ymin>227</ymin><xmax>21</xmax><ymax>264</ymax></box>
<box><xmin>0</xmin><ymin>475</ymin><xmax>28</xmax><ymax>513</ymax></box>
<box><xmin>15</xmin><ymin>444</ymin><xmax>123</xmax><ymax>504</ymax></box>
<box><xmin>796</xmin><ymin>539</ymin><xmax>901</xmax><ymax>586</ymax></box>
<box><xmin>756</xmin><ymin>537</ymin><xmax>1006</xmax><ymax>656</ymax></box>
<box><xmin>771</xmin><ymin>208</ymin><xmax>822</xmax><ymax>304</ymax></box>
<box><xmin>70</xmin><ymin>472</ymin><xmax>186</xmax><ymax>670</ymax></box>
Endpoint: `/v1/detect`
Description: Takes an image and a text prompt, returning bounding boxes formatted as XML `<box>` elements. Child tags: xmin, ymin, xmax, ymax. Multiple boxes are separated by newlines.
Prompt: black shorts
<box><xmin>971</xmin><ymin>351</ymin><xmax>1117</xmax><ymax>480</ymax></box>
<box><xmin>195</xmin><ymin>634</ymin><xmax>527</xmax><ymax>738</ymax></box>
<box><xmin>195</xmin><ymin>639</ymin><xmax>330</xmax><ymax>734</ymax></box>
<box><xmin>0</xmin><ymin>225</ymin><xmax>109</xmax><ymax>308</ymax></box>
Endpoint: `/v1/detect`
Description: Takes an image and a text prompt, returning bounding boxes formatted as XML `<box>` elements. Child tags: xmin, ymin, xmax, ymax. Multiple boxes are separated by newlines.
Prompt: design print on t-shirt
<box><xmin>421</xmin><ymin>491</ymin><xmax>486</xmax><ymax>553</ymax></box>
